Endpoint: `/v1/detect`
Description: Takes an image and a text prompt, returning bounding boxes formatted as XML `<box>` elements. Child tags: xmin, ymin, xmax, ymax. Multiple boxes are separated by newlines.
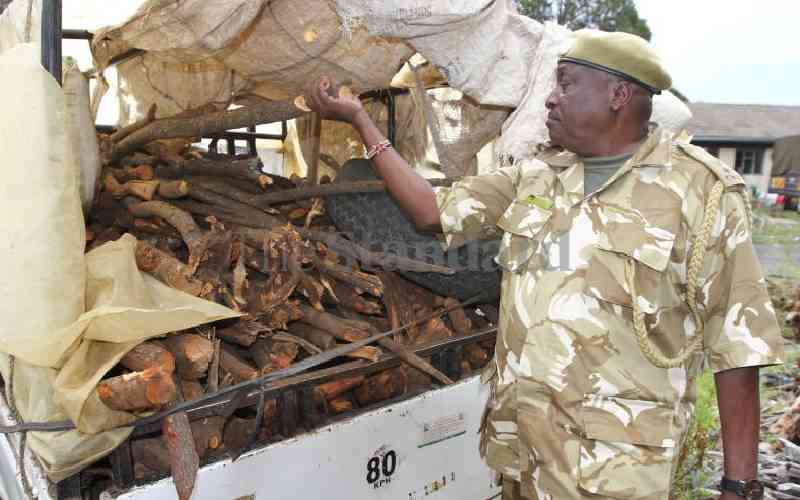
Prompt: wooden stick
<box><xmin>135</xmin><ymin>240</ymin><xmax>208</xmax><ymax>297</ymax></box>
<box><xmin>157</xmin><ymin>179</ymin><xmax>190</xmax><ymax>199</ymax></box>
<box><xmin>316</xmin><ymin>259</ymin><xmax>383</xmax><ymax>297</ymax></box>
<box><xmin>216</xmin><ymin>321</ymin><xmax>266</xmax><ymax>347</ymax></box>
<box><xmin>111</xmin><ymin>103</ymin><xmax>157</xmax><ymax>144</ymax></box>
<box><xmin>97</xmin><ymin>367</ymin><xmax>177</xmax><ymax>411</ymax></box>
<box><xmin>120</xmin><ymin>342</ymin><xmax>176</xmax><ymax>374</ymax></box>
<box><xmin>128</xmin><ymin>201</ymin><xmax>209</xmax><ymax>275</ymax></box>
<box><xmin>103</xmin><ymin>171</ymin><xmax>160</xmax><ymax>201</ymax></box>
<box><xmin>219</xmin><ymin>344</ymin><xmax>259</xmax><ymax>382</ymax></box>
<box><xmin>330</xmin><ymin>280</ymin><xmax>383</xmax><ymax>315</ymax></box>
<box><xmin>161</xmin><ymin>334</ymin><xmax>214</xmax><ymax>381</ymax></box>
<box><xmin>287</xmin><ymin>323</ymin><xmax>336</xmax><ymax>351</ymax></box>
<box><xmin>354</xmin><ymin>369</ymin><xmax>408</xmax><ymax>406</ymax></box>
<box><xmin>112</xmin><ymin>164</ymin><xmax>155</xmax><ymax>182</ymax></box>
<box><xmin>179</xmin><ymin>380</ymin><xmax>204</xmax><ymax>402</ymax></box>
<box><xmin>157</xmin><ymin>157</ymin><xmax>274</xmax><ymax>191</ymax></box>
<box><xmin>162</xmin><ymin>408</ymin><xmax>199</xmax><ymax>500</ymax></box>
<box><xmin>298</xmin><ymin>304</ymin><xmax>452</xmax><ymax>384</ymax></box>
<box><xmin>113</xmin><ymin>99</ymin><xmax>303</xmax><ymax>159</ymax></box>
<box><xmin>444</xmin><ymin>297</ymin><xmax>472</xmax><ymax>335</ymax></box>
<box><xmin>328</xmin><ymin>397</ymin><xmax>353</xmax><ymax>414</ymax></box>
<box><xmin>313</xmin><ymin>376</ymin><xmax>365</xmax><ymax>402</ymax></box>
<box><xmin>307</xmin><ymin>112</ymin><xmax>322</xmax><ymax>185</ymax></box>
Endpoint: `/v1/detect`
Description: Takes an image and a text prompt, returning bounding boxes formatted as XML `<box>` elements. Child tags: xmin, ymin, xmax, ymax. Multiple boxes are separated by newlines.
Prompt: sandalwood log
<box><xmin>770</xmin><ymin>395</ymin><xmax>800</xmax><ymax>440</ymax></box>
<box><xmin>158</xmin><ymin>179</ymin><xmax>190</xmax><ymax>199</ymax></box>
<box><xmin>298</xmin><ymin>304</ymin><xmax>451</xmax><ymax>384</ymax></box>
<box><xmin>103</xmin><ymin>171</ymin><xmax>160</xmax><ymax>201</ymax></box>
<box><xmin>128</xmin><ymin>201</ymin><xmax>209</xmax><ymax>275</ymax></box>
<box><xmin>191</xmin><ymin>416</ymin><xmax>226</xmax><ymax>457</ymax></box>
<box><xmin>216</xmin><ymin>321</ymin><xmax>266</xmax><ymax>347</ymax></box>
<box><xmin>180</xmin><ymin>380</ymin><xmax>205</xmax><ymax>401</ymax></box>
<box><xmin>113</xmin><ymin>164</ymin><xmax>155</xmax><ymax>182</ymax></box>
<box><xmin>464</xmin><ymin>344</ymin><xmax>490</xmax><ymax>371</ymax></box>
<box><xmin>297</xmin><ymin>304</ymin><xmax>370</xmax><ymax>342</ymax></box>
<box><xmin>250</xmin><ymin>338</ymin><xmax>299</xmax><ymax>374</ymax></box>
<box><xmin>328</xmin><ymin>397</ymin><xmax>354</xmax><ymax>414</ymax></box>
<box><xmin>113</xmin><ymin>99</ymin><xmax>303</xmax><ymax>159</ymax></box>
<box><xmin>330</xmin><ymin>279</ymin><xmax>383</xmax><ymax>316</ymax></box>
<box><xmin>156</xmin><ymin>157</ymin><xmax>280</xmax><ymax>191</ymax></box>
<box><xmin>444</xmin><ymin>297</ymin><xmax>472</xmax><ymax>335</ymax></box>
<box><xmin>132</xmin><ymin>218</ymin><xmax>182</xmax><ymax>240</ymax></box>
<box><xmin>162</xmin><ymin>334</ymin><xmax>214</xmax><ymax>380</ymax></box>
<box><xmin>260</xmin><ymin>301</ymin><xmax>303</xmax><ymax>330</ymax></box>
<box><xmin>120</xmin><ymin>342</ymin><xmax>175</xmax><ymax>374</ymax></box>
<box><xmin>354</xmin><ymin>369</ymin><xmax>408</xmax><ymax>406</ymax></box>
<box><xmin>314</xmin><ymin>376</ymin><xmax>366</xmax><ymax>402</ymax></box>
<box><xmin>97</xmin><ymin>367</ymin><xmax>177</xmax><ymax>411</ymax></box>
<box><xmin>342</xmin><ymin>345</ymin><xmax>382</xmax><ymax>363</ymax></box>
<box><xmin>416</xmin><ymin>317</ymin><xmax>455</xmax><ymax>346</ymax></box>
<box><xmin>287</xmin><ymin>323</ymin><xmax>335</xmax><ymax>350</ymax></box>
<box><xmin>315</xmin><ymin>258</ymin><xmax>384</xmax><ymax>296</ymax></box>
<box><xmin>136</xmin><ymin>241</ymin><xmax>208</xmax><ymax>297</ymax></box>
<box><xmin>271</xmin><ymin>332</ymin><xmax>322</xmax><ymax>355</ymax></box>
<box><xmin>162</xmin><ymin>409</ymin><xmax>199</xmax><ymax>500</ymax></box>
<box><xmin>219</xmin><ymin>344</ymin><xmax>259</xmax><ymax>382</ymax></box>
<box><xmin>111</xmin><ymin>103</ymin><xmax>158</xmax><ymax>144</ymax></box>
<box><xmin>260</xmin><ymin>398</ymin><xmax>280</xmax><ymax>440</ymax></box>
<box><xmin>132</xmin><ymin>437</ymin><xmax>170</xmax><ymax>475</ymax></box>
<box><xmin>223</xmin><ymin>417</ymin><xmax>258</xmax><ymax>453</ymax></box>
<box><xmin>119</xmin><ymin>153</ymin><xmax>158</xmax><ymax>167</ymax></box>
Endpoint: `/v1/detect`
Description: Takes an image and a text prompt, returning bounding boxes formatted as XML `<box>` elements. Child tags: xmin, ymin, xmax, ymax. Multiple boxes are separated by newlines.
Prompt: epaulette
<box><xmin>675</xmin><ymin>142</ymin><xmax>746</xmax><ymax>190</ymax></box>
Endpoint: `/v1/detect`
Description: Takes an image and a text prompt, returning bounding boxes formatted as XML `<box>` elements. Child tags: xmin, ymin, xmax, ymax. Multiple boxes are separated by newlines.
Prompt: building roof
<box><xmin>687</xmin><ymin>102</ymin><xmax>800</xmax><ymax>143</ymax></box>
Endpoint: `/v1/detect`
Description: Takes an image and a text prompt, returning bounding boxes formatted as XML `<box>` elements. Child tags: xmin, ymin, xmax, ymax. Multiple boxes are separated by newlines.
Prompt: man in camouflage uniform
<box><xmin>305</xmin><ymin>29</ymin><xmax>783</xmax><ymax>500</ymax></box>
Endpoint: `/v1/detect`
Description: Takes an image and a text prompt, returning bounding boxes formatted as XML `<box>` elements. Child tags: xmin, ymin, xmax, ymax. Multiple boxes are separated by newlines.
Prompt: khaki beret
<box><xmin>559</xmin><ymin>29</ymin><xmax>672</xmax><ymax>94</ymax></box>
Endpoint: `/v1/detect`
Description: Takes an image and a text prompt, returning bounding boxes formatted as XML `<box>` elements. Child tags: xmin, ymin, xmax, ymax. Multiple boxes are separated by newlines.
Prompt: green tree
<box><xmin>517</xmin><ymin>0</ymin><xmax>652</xmax><ymax>41</ymax></box>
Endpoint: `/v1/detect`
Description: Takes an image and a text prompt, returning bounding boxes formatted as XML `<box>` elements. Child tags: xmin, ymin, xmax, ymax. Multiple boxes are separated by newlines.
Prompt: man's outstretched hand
<box><xmin>303</xmin><ymin>77</ymin><xmax>365</xmax><ymax>124</ymax></box>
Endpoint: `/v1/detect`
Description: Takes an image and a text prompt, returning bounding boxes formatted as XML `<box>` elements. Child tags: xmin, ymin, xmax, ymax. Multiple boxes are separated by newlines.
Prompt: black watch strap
<box><xmin>720</xmin><ymin>477</ymin><xmax>764</xmax><ymax>499</ymax></box>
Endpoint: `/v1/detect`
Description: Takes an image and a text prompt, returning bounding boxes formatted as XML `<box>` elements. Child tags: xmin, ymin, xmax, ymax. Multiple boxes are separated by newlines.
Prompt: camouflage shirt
<box><xmin>436</xmin><ymin>127</ymin><xmax>784</xmax><ymax>499</ymax></box>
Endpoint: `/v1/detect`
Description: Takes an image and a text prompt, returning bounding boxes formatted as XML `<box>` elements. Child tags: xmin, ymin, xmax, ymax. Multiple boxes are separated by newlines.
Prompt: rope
<box><xmin>627</xmin><ymin>180</ymin><xmax>725</xmax><ymax>369</ymax></box>
<box><xmin>6</xmin><ymin>356</ymin><xmax>34</xmax><ymax>499</ymax></box>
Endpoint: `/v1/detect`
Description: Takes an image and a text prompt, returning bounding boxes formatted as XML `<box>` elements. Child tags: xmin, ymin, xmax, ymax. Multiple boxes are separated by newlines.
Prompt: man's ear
<box><xmin>610</xmin><ymin>81</ymin><xmax>634</xmax><ymax>112</ymax></box>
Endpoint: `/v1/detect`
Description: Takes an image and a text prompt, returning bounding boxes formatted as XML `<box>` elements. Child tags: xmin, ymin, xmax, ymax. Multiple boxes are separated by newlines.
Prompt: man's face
<box><xmin>545</xmin><ymin>63</ymin><xmax>615</xmax><ymax>155</ymax></box>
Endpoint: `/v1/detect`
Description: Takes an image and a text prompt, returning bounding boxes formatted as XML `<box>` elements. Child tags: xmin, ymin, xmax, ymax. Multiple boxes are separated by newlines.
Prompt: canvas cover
<box><xmin>91</xmin><ymin>0</ymin><xmax>689</xmax><ymax>168</ymax></box>
<box><xmin>0</xmin><ymin>2</ymin><xmax>239</xmax><ymax>483</ymax></box>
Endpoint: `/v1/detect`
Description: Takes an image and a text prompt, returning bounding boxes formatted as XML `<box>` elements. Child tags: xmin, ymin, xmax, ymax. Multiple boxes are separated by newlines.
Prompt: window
<box><xmin>735</xmin><ymin>148</ymin><xmax>764</xmax><ymax>175</ymax></box>
<box><xmin>704</xmin><ymin>146</ymin><xmax>720</xmax><ymax>158</ymax></box>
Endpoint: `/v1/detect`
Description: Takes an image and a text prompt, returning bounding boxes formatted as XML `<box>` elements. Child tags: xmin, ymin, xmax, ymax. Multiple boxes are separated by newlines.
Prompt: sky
<box><xmin>634</xmin><ymin>0</ymin><xmax>800</xmax><ymax>105</ymax></box>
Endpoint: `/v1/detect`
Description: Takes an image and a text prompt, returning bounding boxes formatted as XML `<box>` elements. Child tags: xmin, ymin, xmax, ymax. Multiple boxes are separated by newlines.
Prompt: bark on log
<box><xmin>158</xmin><ymin>180</ymin><xmax>190</xmax><ymax>199</ymax></box>
<box><xmin>328</xmin><ymin>397</ymin><xmax>354</xmax><ymax>414</ymax></box>
<box><xmin>103</xmin><ymin>171</ymin><xmax>160</xmax><ymax>201</ymax></box>
<box><xmin>444</xmin><ymin>297</ymin><xmax>472</xmax><ymax>335</ymax></box>
<box><xmin>112</xmin><ymin>164</ymin><xmax>155</xmax><ymax>182</ymax></box>
<box><xmin>190</xmin><ymin>416</ymin><xmax>226</xmax><ymax>458</ymax></box>
<box><xmin>223</xmin><ymin>417</ymin><xmax>258</xmax><ymax>453</ymax></box>
<box><xmin>162</xmin><ymin>409</ymin><xmax>199</xmax><ymax>500</ymax></box>
<box><xmin>216</xmin><ymin>320</ymin><xmax>267</xmax><ymax>347</ymax></box>
<box><xmin>162</xmin><ymin>334</ymin><xmax>214</xmax><ymax>380</ymax></box>
<box><xmin>128</xmin><ymin>201</ymin><xmax>209</xmax><ymax>275</ymax></box>
<box><xmin>219</xmin><ymin>344</ymin><xmax>259</xmax><ymax>382</ymax></box>
<box><xmin>287</xmin><ymin>323</ymin><xmax>336</xmax><ymax>351</ymax></box>
<box><xmin>113</xmin><ymin>99</ymin><xmax>304</xmax><ymax>159</ymax></box>
<box><xmin>298</xmin><ymin>304</ymin><xmax>451</xmax><ymax>384</ymax></box>
<box><xmin>179</xmin><ymin>380</ymin><xmax>205</xmax><ymax>401</ymax></box>
<box><xmin>97</xmin><ymin>367</ymin><xmax>177</xmax><ymax>411</ymax></box>
<box><xmin>314</xmin><ymin>376</ymin><xmax>365</xmax><ymax>402</ymax></box>
<box><xmin>132</xmin><ymin>437</ymin><xmax>170</xmax><ymax>475</ymax></box>
<box><xmin>330</xmin><ymin>280</ymin><xmax>383</xmax><ymax>316</ymax></box>
<box><xmin>120</xmin><ymin>342</ymin><xmax>176</xmax><ymax>374</ymax></box>
<box><xmin>354</xmin><ymin>369</ymin><xmax>408</xmax><ymax>406</ymax></box>
<box><xmin>250</xmin><ymin>338</ymin><xmax>299</xmax><ymax>374</ymax></box>
<box><xmin>770</xmin><ymin>395</ymin><xmax>800</xmax><ymax>441</ymax></box>
<box><xmin>135</xmin><ymin>240</ymin><xmax>208</xmax><ymax>297</ymax></box>
<box><xmin>464</xmin><ymin>344</ymin><xmax>490</xmax><ymax>371</ymax></box>
<box><xmin>315</xmin><ymin>258</ymin><xmax>384</xmax><ymax>297</ymax></box>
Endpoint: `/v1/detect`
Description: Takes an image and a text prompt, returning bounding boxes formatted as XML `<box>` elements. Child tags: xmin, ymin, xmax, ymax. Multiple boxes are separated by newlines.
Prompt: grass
<box><xmin>671</xmin><ymin>371</ymin><xmax>719</xmax><ymax>500</ymax></box>
<box><xmin>752</xmin><ymin>208</ymin><xmax>800</xmax><ymax>246</ymax></box>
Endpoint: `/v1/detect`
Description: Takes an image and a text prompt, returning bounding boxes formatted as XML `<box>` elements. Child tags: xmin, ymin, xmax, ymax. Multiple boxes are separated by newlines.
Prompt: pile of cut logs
<box><xmin>86</xmin><ymin>136</ymin><xmax>495</xmax><ymax>496</ymax></box>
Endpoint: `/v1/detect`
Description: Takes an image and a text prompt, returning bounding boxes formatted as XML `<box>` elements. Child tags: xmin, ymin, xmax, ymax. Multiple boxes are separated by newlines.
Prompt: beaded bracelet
<box><xmin>365</xmin><ymin>139</ymin><xmax>393</xmax><ymax>159</ymax></box>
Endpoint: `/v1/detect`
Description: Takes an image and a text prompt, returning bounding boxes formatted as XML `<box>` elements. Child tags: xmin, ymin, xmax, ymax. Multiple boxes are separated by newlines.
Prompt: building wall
<box><xmin>717</xmin><ymin>146</ymin><xmax>772</xmax><ymax>196</ymax></box>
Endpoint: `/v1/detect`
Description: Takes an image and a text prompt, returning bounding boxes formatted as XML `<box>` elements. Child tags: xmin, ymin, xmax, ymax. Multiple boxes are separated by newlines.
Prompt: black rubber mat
<box><xmin>325</xmin><ymin>159</ymin><xmax>501</xmax><ymax>301</ymax></box>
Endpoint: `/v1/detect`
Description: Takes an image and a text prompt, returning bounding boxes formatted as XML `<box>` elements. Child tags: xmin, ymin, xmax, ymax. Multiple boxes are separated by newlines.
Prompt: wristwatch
<box><xmin>720</xmin><ymin>477</ymin><xmax>765</xmax><ymax>499</ymax></box>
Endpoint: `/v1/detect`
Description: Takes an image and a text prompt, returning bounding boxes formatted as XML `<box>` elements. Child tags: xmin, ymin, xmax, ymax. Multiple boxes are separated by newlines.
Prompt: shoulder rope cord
<box><xmin>625</xmin><ymin>180</ymin><xmax>725</xmax><ymax>369</ymax></box>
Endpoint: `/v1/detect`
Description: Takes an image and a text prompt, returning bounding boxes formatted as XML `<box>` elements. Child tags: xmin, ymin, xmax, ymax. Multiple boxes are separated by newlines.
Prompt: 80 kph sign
<box><xmin>366</xmin><ymin>447</ymin><xmax>397</xmax><ymax>489</ymax></box>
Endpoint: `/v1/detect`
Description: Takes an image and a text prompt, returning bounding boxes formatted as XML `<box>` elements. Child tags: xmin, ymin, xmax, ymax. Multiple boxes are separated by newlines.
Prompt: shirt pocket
<box><xmin>494</xmin><ymin>199</ymin><xmax>553</xmax><ymax>273</ymax></box>
<box><xmin>577</xmin><ymin>395</ymin><xmax>678</xmax><ymax>499</ymax></box>
<box><xmin>584</xmin><ymin>209</ymin><xmax>682</xmax><ymax>313</ymax></box>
